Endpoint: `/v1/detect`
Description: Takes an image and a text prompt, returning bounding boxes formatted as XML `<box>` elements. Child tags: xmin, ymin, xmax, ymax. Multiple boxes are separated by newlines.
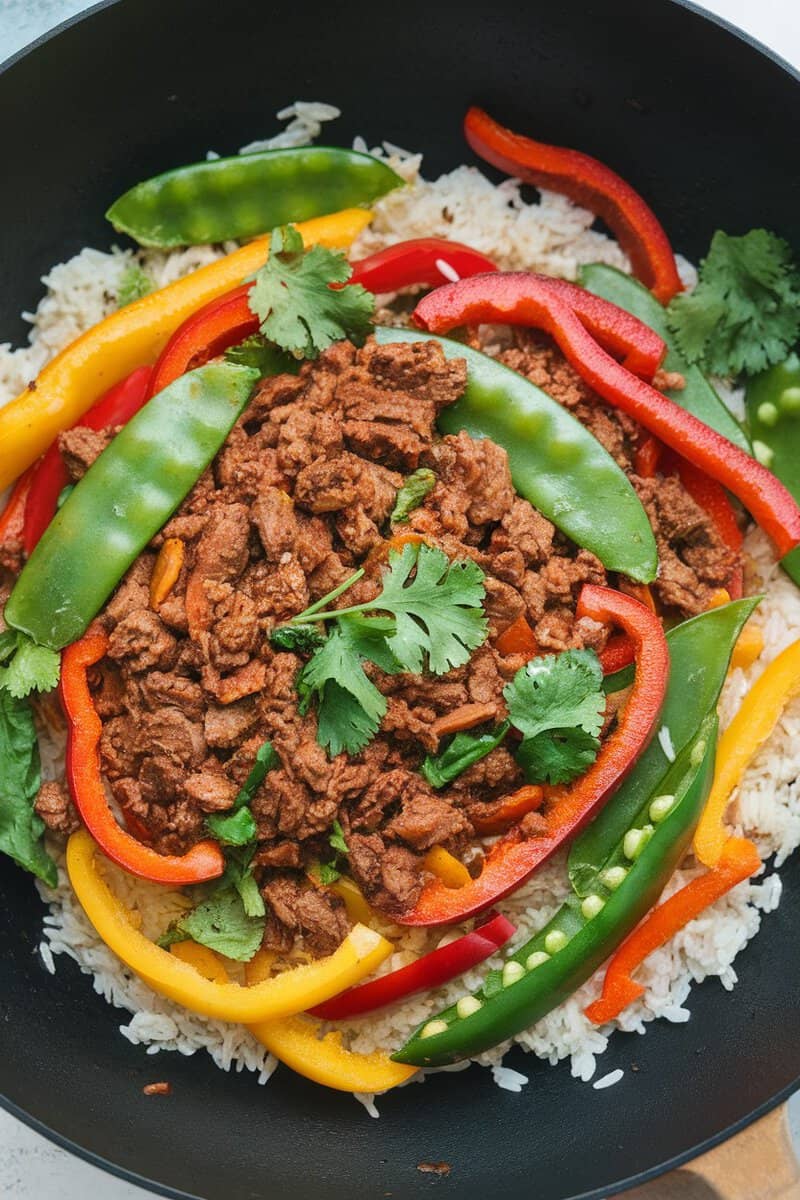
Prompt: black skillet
<box><xmin>1</xmin><ymin>1</ymin><xmax>799</xmax><ymax>1196</ymax></box>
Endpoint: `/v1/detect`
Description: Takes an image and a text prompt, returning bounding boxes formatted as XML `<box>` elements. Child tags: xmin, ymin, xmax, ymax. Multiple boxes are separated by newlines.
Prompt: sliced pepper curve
<box><xmin>393</xmin><ymin>716</ymin><xmax>717</xmax><ymax>1067</ymax></box>
<box><xmin>694</xmin><ymin>637</ymin><xmax>800</xmax><ymax>867</ymax></box>
<box><xmin>413</xmin><ymin>273</ymin><xmax>800</xmax><ymax>560</ymax></box>
<box><xmin>61</xmin><ymin>633</ymin><xmax>224</xmax><ymax>885</ymax></box>
<box><xmin>0</xmin><ymin>208</ymin><xmax>371</xmax><ymax>490</ymax></box>
<box><xmin>585</xmin><ymin>836</ymin><xmax>761</xmax><ymax>1023</ymax></box>
<box><xmin>66</xmin><ymin>829</ymin><xmax>393</xmax><ymax>1022</ymax></box>
<box><xmin>463</xmin><ymin>107</ymin><xmax>683</xmax><ymax>304</ymax></box>
<box><xmin>396</xmin><ymin>585</ymin><xmax>668</xmax><ymax>927</ymax></box>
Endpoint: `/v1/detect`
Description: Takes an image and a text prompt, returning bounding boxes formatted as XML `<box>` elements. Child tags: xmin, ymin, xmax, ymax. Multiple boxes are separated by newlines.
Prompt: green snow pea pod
<box><xmin>746</xmin><ymin>354</ymin><xmax>800</xmax><ymax>586</ymax></box>
<box><xmin>4</xmin><ymin>363</ymin><xmax>259</xmax><ymax>649</ymax></box>
<box><xmin>393</xmin><ymin>715</ymin><xmax>716</xmax><ymax>1067</ymax></box>
<box><xmin>106</xmin><ymin>147</ymin><xmax>403</xmax><ymax>248</ymax></box>
<box><xmin>569</xmin><ymin>596</ymin><xmax>759</xmax><ymax>896</ymax></box>
<box><xmin>374</xmin><ymin>327</ymin><xmax>658</xmax><ymax>583</ymax></box>
<box><xmin>579</xmin><ymin>263</ymin><xmax>752</xmax><ymax>453</ymax></box>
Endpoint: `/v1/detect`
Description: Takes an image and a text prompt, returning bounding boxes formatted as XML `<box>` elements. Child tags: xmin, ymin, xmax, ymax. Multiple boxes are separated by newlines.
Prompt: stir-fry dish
<box><xmin>3</xmin><ymin>101</ymin><xmax>800</xmax><ymax>1104</ymax></box>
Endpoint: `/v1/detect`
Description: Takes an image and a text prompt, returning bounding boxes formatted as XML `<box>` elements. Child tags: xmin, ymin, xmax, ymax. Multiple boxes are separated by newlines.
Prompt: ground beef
<box><xmin>57</xmin><ymin>426</ymin><xmax>114</xmax><ymax>481</ymax></box>
<box><xmin>34</xmin><ymin>780</ymin><xmax>79</xmax><ymax>835</ymax></box>
<box><xmin>83</xmin><ymin>332</ymin><xmax>744</xmax><ymax>955</ymax></box>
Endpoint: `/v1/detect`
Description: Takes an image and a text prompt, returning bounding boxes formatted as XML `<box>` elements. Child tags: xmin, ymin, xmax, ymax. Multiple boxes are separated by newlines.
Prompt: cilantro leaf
<box><xmin>391</xmin><ymin>468</ymin><xmax>436</xmax><ymax>523</ymax></box>
<box><xmin>422</xmin><ymin>721</ymin><xmax>510</xmax><ymax>789</ymax></box>
<box><xmin>248</xmin><ymin>224</ymin><xmax>374</xmax><ymax>359</ymax></box>
<box><xmin>224</xmin><ymin>333</ymin><xmax>300</xmax><ymax>377</ymax></box>
<box><xmin>314</xmin><ymin>862</ymin><xmax>342</xmax><ymax>885</ymax></box>
<box><xmin>206</xmin><ymin>806</ymin><xmax>257</xmax><ymax>847</ymax></box>
<box><xmin>504</xmin><ymin>649</ymin><xmax>605</xmax><ymax>786</ymax></box>
<box><xmin>667</xmin><ymin>229</ymin><xmax>800</xmax><ymax>377</ymax></box>
<box><xmin>375</xmin><ymin>544</ymin><xmax>487</xmax><ymax>675</ymax></box>
<box><xmin>0</xmin><ymin>689</ymin><xmax>57</xmax><ymax>886</ymax></box>
<box><xmin>298</xmin><ymin>624</ymin><xmax>390</xmax><ymax>756</ymax></box>
<box><xmin>515</xmin><ymin>726</ymin><xmax>601</xmax><ymax>786</ymax></box>
<box><xmin>223</xmin><ymin>846</ymin><xmax>267</xmax><ymax>919</ymax></box>
<box><xmin>159</xmin><ymin>886</ymin><xmax>264</xmax><ymax>961</ymax></box>
<box><xmin>329</xmin><ymin>818</ymin><xmax>349</xmax><ymax>855</ymax></box>
<box><xmin>0</xmin><ymin>632</ymin><xmax>60</xmax><ymax>699</ymax></box>
<box><xmin>269</xmin><ymin>624</ymin><xmax>327</xmax><ymax>654</ymax></box>
<box><xmin>117</xmin><ymin>263</ymin><xmax>153</xmax><ymax>308</ymax></box>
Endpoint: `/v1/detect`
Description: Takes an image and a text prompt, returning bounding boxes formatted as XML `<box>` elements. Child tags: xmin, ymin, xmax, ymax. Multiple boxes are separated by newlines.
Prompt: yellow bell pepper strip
<box><xmin>244</xmin><ymin>950</ymin><xmax>417</xmax><ymax>1093</ymax></box>
<box><xmin>694</xmin><ymin>638</ymin><xmax>800</xmax><ymax>866</ymax></box>
<box><xmin>66</xmin><ymin>829</ymin><xmax>393</xmax><ymax>1022</ymax></box>
<box><xmin>0</xmin><ymin>208</ymin><xmax>371</xmax><ymax>490</ymax></box>
<box><xmin>423</xmin><ymin>846</ymin><xmax>472</xmax><ymax>889</ymax></box>
<box><xmin>328</xmin><ymin>876</ymin><xmax>374</xmax><ymax>926</ymax></box>
<box><xmin>585</xmin><ymin>837</ymin><xmax>761</xmax><ymax>1023</ymax></box>
<box><xmin>730</xmin><ymin>625</ymin><xmax>765</xmax><ymax>673</ymax></box>
<box><xmin>169</xmin><ymin>939</ymin><xmax>230</xmax><ymax>984</ymax></box>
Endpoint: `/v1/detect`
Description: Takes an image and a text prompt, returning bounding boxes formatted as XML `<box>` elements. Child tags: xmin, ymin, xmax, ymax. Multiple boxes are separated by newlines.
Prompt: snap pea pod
<box><xmin>4</xmin><ymin>363</ymin><xmax>258</xmax><ymax>650</ymax></box>
<box><xmin>570</xmin><ymin>597</ymin><xmax>759</xmax><ymax>895</ymax></box>
<box><xmin>106</xmin><ymin>147</ymin><xmax>403</xmax><ymax>248</ymax></box>
<box><xmin>745</xmin><ymin>354</ymin><xmax>800</xmax><ymax>586</ymax></box>
<box><xmin>374</xmin><ymin>327</ymin><xmax>658</xmax><ymax>583</ymax></box>
<box><xmin>393</xmin><ymin>716</ymin><xmax>716</xmax><ymax>1067</ymax></box>
<box><xmin>578</xmin><ymin>263</ymin><xmax>752</xmax><ymax>453</ymax></box>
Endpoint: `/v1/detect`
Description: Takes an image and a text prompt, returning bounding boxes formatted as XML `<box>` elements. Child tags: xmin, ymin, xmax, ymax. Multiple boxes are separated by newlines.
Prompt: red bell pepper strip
<box><xmin>0</xmin><ymin>467</ymin><xmax>35</xmax><ymax>556</ymax></box>
<box><xmin>661</xmin><ymin>449</ymin><xmax>744</xmax><ymax>600</ymax></box>
<box><xmin>148</xmin><ymin>239</ymin><xmax>500</xmax><ymax>397</ymax></box>
<box><xmin>349</xmin><ymin>238</ymin><xmax>497</xmax><ymax>292</ymax></box>
<box><xmin>463</xmin><ymin>107</ymin><xmax>683</xmax><ymax>304</ymax></box>
<box><xmin>634</xmin><ymin>434</ymin><xmax>663</xmax><ymax>479</ymax></box>
<box><xmin>60</xmin><ymin>631</ymin><xmax>225</xmax><ymax>885</ymax></box>
<box><xmin>309</xmin><ymin>911</ymin><xmax>515</xmax><ymax>1020</ymax></box>
<box><xmin>413</xmin><ymin>273</ymin><xmax>800</xmax><ymax>559</ymax></box>
<box><xmin>397</xmin><ymin>585</ymin><xmax>668</xmax><ymax>927</ymax></box>
<box><xmin>23</xmin><ymin>366</ymin><xmax>153</xmax><ymax>555</ymax></box>
<box><xmin>598</xmin><ymin>632</ymin><xmax>635</xmax><ymax>675</ymax></box>
<box><xmin>585</xmin><ymin>836</ymin><xmax>761</xmax><ymax>1023</ymax></box>
<box><xmin>531</xmin><ymin>276</ymin><xmax>665</xmax><ymax>379</ymax></box>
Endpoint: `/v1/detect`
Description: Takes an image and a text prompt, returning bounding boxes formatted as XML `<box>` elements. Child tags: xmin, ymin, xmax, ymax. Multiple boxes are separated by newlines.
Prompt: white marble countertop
<box><xmin>0</xmin><ymin>0</ymin><xmax>798</xmax><ymax>1195</ymax></box>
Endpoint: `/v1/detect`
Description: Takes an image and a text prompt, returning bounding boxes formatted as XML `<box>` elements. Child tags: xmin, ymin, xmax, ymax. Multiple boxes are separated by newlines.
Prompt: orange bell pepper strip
<box><xmin>66</xmin><ymin>829</ymin><xmax>393</xmax><ymax>1022</ymax></box>
<box><xmin>60</xmin><ymin>631</ymin><xmax>224</xmax><ymax>886</ymax></box>
<box><xmin>431</xmin><ymin>702</ymin><xmax>498</xmax><ymax>739</ymax></box>
<box><xmin>244</xmin><ymin>951</ymin><xmax>417</xmax><ymax>1093</ymax></box>
<box><xmin>149</xmin><ymin>537</ymin><xmax>185</xmax><ymax>610</ymax></box>
<box><xmin>0</xmin><ymin>208</ymin><xmax>372</xmax><ymax>490</ymax></box>
<box><xmin>494</xmin><ymin>613</ymin><xmax>538</xmax><ymax>658</ymax></box>
<box><xmin>694</xmin><ymin>638</ymin><xmax>800</xmax><ymax>867</ymax></box>
<box><xmin>585</xmin><ymin>837</ymin><xmax>761</xmax><ymax>1023</ymax></box>
<box><xmin>730</xmin><ymin>625</ymin><xmax>764</xmax><ymax>673</ymax></box>
<box><xmin>470</xmin><ymin>784</ymin><xmax>545</xmax><ymax>836</ymax></box>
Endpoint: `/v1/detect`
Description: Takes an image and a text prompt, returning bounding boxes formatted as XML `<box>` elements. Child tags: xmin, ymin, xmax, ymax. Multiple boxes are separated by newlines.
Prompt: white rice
<box><xmin>1</xmin><ymin>102</ymin><xmax>798</xmax><ymax>1115</ymax></box>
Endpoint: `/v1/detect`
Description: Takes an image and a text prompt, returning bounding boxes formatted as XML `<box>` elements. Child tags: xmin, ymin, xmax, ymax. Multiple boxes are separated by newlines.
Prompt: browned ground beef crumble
<box><xmin>24</xmin><ymin>331</ymin><xmax>741</xmax><ymax>956</ymax></box>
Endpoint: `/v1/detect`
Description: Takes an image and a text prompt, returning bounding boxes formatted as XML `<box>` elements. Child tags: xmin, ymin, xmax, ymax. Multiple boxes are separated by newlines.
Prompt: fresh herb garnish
<box><xmin>224</xmin><ymin>333</ymin><xmax>301</xmax><ymax>377</ymax></box>
<box><xmin>0</xmin><ymin>630</ymin><xmax>61</xmax><ymax>700</ymax></box>
<box><xmin>158</xmin><ymin>885</ymin><xmax>264</xmax><ymax>961</ymax></box>
<box><xmin>117</xmin><ymin>262</ymin><xmax>153</xmax><ymax>308</ymax></box>
<box><xmin>422</xmin><ymin>721</ymin><xmax>511</xmax><ymax>789</ymax></box>
<box><xmin>0</xmin><ymin>688</ymin><xmax>57</xmax><ymax>886</ymax></box>
<box><xmin>205</xmin><ymin>740</ymin><xmax>278</xmax><ymax>846</ymax></box>
<box><xmin>667</xmin><ymin>229</ymin><xmax>800</xmax><ymax>377</ymax></box>
<box><xmin>329</xmin><ymin>818</ymin><xmax>349</xmax><ymax>855</ymax></box>
<box><xmin>283</xmin><ymin>543</ymin><xmax>487</xmax><ymax>756</ymax></box>
<box><xmin>391</xmin><ymin>468</ymin><xmax>436</xmax><ymax>524</ymax></box>
<box><xmin>315</xmin><ymin>862</ymin><xmax>342</xmax><ymax>885</ymax></box>
<box><xmin>269</xmin><ymin>624</ymin><xmax>327</xmax><ymax>654</ymax></box>
<box><xmin>503</xmin><ymin>649</ymin><xmax>606</xmax><ymax>786</ymax></box>
<box><xmin>248</xmin><ymin>224</ymin><xmax>375</xmax><ymax>359</ymax></box>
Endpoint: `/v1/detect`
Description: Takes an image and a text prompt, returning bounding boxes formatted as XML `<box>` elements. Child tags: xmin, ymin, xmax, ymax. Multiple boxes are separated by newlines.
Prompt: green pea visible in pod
<box><xmin>4</xmin><ymin>363</ymin><xmax>259</xmax><ymax>649</ymax></box>
<box><xmin>574</xmin><ymin>596</ymin><xmax>760</xmax><ymax>894</ymax></box>
<box><xmin>746</xmin><ymin>354</ymin><xmax>800</xmax><ymax>587</ymax></box>
<box><xmin>106</xmin><ymin>147</ymin><xmax>404</xmax><ymax>248</ymax></box>
<box><xmin>578</xmin><ymin>263</ymin><xmax>752</xmax><ymax>454</ymax></box>
<box><xmin>374</xmin><ymin>326</ymin><xmax>658</xmax><ymax>583</ymax></box>
<box><xmin>393</xmin><ymin>714</ymin><xmax>717</xmax><ymax>1067</ymax></box>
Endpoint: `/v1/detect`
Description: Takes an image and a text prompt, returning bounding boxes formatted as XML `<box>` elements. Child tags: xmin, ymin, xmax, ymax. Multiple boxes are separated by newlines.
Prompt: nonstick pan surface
<box><xmin>0</xmin><ymin>2</ymin><xmax>798</xmax><ymax>1196</ymax></box>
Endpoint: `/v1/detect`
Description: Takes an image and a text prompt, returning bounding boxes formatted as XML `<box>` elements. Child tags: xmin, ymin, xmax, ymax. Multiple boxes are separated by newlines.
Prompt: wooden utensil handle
<box><xmin>620</xmin><ymin>1105</ymin><xmax>799</xmax><ymax>1199</ymax></box>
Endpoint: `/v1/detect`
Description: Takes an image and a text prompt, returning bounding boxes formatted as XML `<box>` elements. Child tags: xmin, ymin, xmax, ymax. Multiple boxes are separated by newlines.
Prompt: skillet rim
<box><xmin>0</xmin><ymin>0</ymin><xmax>798</xmax><ymax>1196</ymax></box>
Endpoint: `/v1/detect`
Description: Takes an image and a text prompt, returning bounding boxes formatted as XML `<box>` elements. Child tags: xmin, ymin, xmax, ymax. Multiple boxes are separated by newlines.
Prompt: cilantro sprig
<box><xmin>0</xmin><ymin>630</ymin><xmax>60</xmax><ymax>699</ymax></box>
<box><xmin>503</xmin><ymin>649</ymin><xmax>606</xmax><ymax>785</ymax></box>
<box><xmin>667</xmin><ymin>229</ymin><xmax>800</xmax><ymax>377</ymax></box>
<box><xmin>248</xmin><ymin>224</ymin><xmax>375</xmax><ymax>359</ymax></box>
<box><xmin>277</xmin><ymin>543</ymin><xmax>488</xmax><ymax>757</ymax></box>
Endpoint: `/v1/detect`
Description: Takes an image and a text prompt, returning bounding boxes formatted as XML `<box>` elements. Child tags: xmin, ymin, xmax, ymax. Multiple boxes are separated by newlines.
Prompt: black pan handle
<box><xmin>619</xmin><ymin>1106</ymin><xmax>799</xmax><ymax>1199</ymax></box>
